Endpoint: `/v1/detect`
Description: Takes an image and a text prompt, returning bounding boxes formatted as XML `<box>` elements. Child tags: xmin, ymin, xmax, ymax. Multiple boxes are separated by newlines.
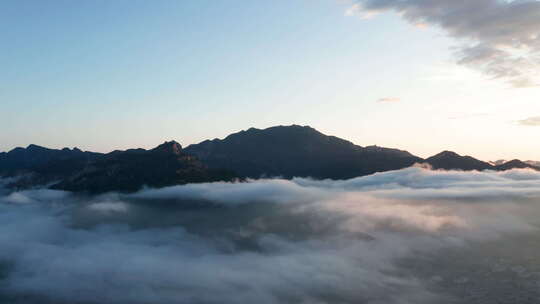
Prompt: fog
<box><xmin>2</xmin><ymin>167</ymin><xmax>540</xmax><ymax>303</ymax></box>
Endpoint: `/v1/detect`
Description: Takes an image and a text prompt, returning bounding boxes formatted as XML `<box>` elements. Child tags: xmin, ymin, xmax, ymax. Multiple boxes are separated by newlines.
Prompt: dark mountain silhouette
<box><xmin>1</xmin><ymin>125</ymin><xmax>538</xmax><ymax>193</ymax></box>
<box><xmin>424</xmin><ymin>151</ymin><xmax>493</xmax><ymax>171</ymax></box>
<box><xmin>424</xmin><ymin>152</ymin><xmax>540</xmax><ymax>172</ymax></box>
<box><xmin>0</xmin><ymin>144</ymin><xmax>101</xmax><ymax>174</ymax></box>
<box><xmin>51</xmin><ymin>141</ymin><xmax>237</xmax><ymax>193</ymax></box>
<box><xmin>494</xmin><ymin>159</ymin><xmax>540</xmax><ymax>171</ymax></box>
<box><xmin>184</xmin><ymin>125</ymin><xmax>422</xmax><ymax>179</ymax></box>
<box><xmin>0</xmin><ymin>145</ymin><xmax>102</xmax><ymax>188</ymax></box>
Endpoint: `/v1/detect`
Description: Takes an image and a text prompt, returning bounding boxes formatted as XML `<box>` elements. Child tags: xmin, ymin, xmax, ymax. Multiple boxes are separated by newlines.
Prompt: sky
<box><xmin>1</xmin><ymin>0</ymin><xmax>540</xmax><ymax>160</ymax></box>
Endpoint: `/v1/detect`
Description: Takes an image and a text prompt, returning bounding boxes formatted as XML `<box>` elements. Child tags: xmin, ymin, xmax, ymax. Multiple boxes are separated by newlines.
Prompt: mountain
<box><xmin>2</xmin><ymin>125</ymin><xmax>538</xmax><ymax>193</ymax></box>
<box><xmin>525</xmin><ymin>160</ymin><xmax>540</xmax><ymax>167</ymax></box>
<box><xmin>489</xmin><ymin>159</ymin><xmax>507</xmax><ymax>166</ymax></box>
<box><xmin>494</xmin><ymin>159</ymin><xmax>540</xmax><ymax>171</ymax></box>
<box><xmin>424</xmin><ymin>151</ymin><xmax>493</xmax><ymax>171</ymax></box>
<box><xmin>424</xmin><ymin>152</ymin><xmax>540</xmax><ymax>172</ymax></box>
<box><xmin>0</xmin><ymin>144</ymin><xmax>101</xmax><ymax>174</ymax></box>
<box><xmin>184</xmin><ymin>125</ymin><xmax>422</xmax><ymax>179</ymax></box>
<box><xmin>51</xmin><ymin>141</ymin><xmax>237</xmax><ymax>193</ymax></box>
<box><xmin>0</xmin><ymin>145</ymin><xmax>102</xmax><ymax>187</ymax></box>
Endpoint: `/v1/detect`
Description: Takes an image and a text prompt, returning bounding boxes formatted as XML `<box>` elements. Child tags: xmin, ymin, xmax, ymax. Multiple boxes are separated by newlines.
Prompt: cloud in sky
<box><xmin>518</xmin><ymin>116</ymin><xmax>540</xmax><ymax>126</ymax></box>
<box><xmin>348</xmin><ymin>0</ymin><xmax>540</xmax><ymax>87</ymax></box>
<box><xmin>2</xmin><ymin>167</ymin><xmax>540</xmax><ymax>303</ymax></box>
<box><xmin>377</xmin><ymin>97</ymin><xmax>401</xmax><ymax>103</ymax></box>
<box><xmin>447</xmin><ymin>112</ymin><xmax>489</xmax><ymax>120</ymax></box>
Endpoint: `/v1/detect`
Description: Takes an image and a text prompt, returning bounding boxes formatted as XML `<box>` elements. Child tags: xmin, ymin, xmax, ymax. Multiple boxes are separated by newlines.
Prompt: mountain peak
<box><xmin>432</xmin><ymin>150</ymin><xmax>461</xmax><ymax>158</ymax></box>
<box><xmin>26</xmin><ymin>144</ymin><xmax>49</xmax><ymax>151</ymax></box>
<box><xmin>185</xmin><ymin>125</ymin><xmax>421</xmax><ymax>179</ymax></box>
<box><xmin>268</xmin><ymin>124</ymin><xmax>319</xmax><ymax>132</ymax></box>
<box><xmin>426</xmin><ymin>150</ymin><xmax>492</xmax><ymax>171</ymax></box>
<box><xmin>504</xmin><ymin>159</ymin><xmax>523</xmax><ymax>165</ymax></box>
<box><xmin>240</xmin><ymin>125</ymin><xmax>319</xmax><ymax>135</ymax></box>
<box><xmin>494</xmin><ymin>159</ymin><xmax>539</xmax><ymax>170</ymax></box>
<box><xmin>152</xmin><ymin>141</ymin><xmax>183</xmax><ymax>154</ymax></box>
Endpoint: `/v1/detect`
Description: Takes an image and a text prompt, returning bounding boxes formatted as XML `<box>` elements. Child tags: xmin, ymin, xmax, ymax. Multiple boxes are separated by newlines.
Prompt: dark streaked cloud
<box><xmin>518</xmin><ymin>116</ymin><xmax>540</xmax><ymax>126</ymax></box>
<box><xmin>349</xmin><ymin>0</ymin><xmax>540</xmax><ymax>87</ymax></box>
<box><xmin>2</xmin><ymin>167</ymin><xmax>540</xmax><ymax>303</ymax></box>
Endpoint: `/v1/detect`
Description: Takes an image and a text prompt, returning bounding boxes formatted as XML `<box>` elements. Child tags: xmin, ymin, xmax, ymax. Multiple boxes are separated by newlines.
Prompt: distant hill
<box><xmin>494</xmin><ymin>159</ymin><xmax>540</xmax><ymax>171</ymax></box>
<box><xmin>425</xmin><ymin>152</ymin><xmax>540</xmax><ymax>172</ymax></box>
<box><xmin>425</xmin><ymin>151</ymin><xmax>493</xmax><ymax>171</ymax></box>
<box><xmin>490</xmin><ymin>159</ymin><xmax>540</xmax><ymax>169</ymax></box>
<box><xmin>1</xmin><ymin>125</ymin><xmax>538</xmax><ymax>193</ymax></box>
<box><xmin>0</xmin><ymin>145</ymin><xmax>102</xmax><ymax>187</ymax></box>
<box><xmin>184</xmin><ymin>125</ymin><xmax>422</xmax><ymax>179</ymax></box>
<box><xmin>0</xmin><ymin>144</ymin><xmax>101</xmax><ymax>174</ymax></box>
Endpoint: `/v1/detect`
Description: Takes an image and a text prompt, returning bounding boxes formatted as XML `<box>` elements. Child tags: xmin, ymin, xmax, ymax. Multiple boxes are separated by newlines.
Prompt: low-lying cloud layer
<box><xmin>348</xmin><ymin>0</ymin><xmax>540</xmax><ymax>87</ymax></box>
<box><xmin>2</xmin><ymin>167</ymin><xmax>540</xmax><ymax>303</ymax></box>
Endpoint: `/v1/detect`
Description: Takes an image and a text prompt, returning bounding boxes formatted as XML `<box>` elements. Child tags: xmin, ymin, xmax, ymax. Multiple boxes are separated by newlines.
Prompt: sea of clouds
<box><xmin>2</xmin><ymin>167</ymin><xmax>540</xmax><ymax>303</ymax></box>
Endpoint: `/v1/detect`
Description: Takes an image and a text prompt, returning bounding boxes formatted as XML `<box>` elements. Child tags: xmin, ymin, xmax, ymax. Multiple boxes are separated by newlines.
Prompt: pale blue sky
<box><xmin>1</xmin><ymin>0</ymin><xmax>539</xmax><ymax>160</ymax></box>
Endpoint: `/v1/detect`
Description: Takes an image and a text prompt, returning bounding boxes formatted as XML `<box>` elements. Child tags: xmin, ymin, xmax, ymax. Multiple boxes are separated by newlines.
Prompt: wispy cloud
<box><xmin>348</xmin><ymin>0</ymin><xmax>540</xmax><ymax>87</ymax></box>
<box><xmin>377</xmin><ymin>97</ymin><xmax>400</xmax><ymax>103</ymax></box>
<box><xmin>448</xmin><ymin>112</ymin><xmax>489</xmax><ymax>120</ymax></box>
<box><xmin>518</xmin><ymin>116</ymin><xmax>540</xmax><ymax>126</ymax></box>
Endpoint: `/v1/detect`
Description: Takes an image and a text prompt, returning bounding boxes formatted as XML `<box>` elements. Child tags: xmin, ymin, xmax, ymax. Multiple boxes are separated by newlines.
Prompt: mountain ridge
<box><xmin>184</xmin><ymin>125</ymin><xmax>422</xmax><ymax>179</ymax></box>
<box><xmin>1</xmin><ymin>125</ymin><xmax>538</xmax><ymax>193</ymax></box>
<box><xmin>50</xmin><ymin>141</ymin><xmax>237</xmax><ymax>193</ymax></box>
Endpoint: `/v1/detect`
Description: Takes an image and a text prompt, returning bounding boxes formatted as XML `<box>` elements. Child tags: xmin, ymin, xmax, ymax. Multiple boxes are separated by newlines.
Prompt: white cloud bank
<box><xmin>1</xmin><ymin>167</ymin><xmax>540</xmax><ymax>303</ymax></box>
<box><xmin>348</xmin><ymin>0</ymin><xmax>540</xmax><ymax>87</ymax></box>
